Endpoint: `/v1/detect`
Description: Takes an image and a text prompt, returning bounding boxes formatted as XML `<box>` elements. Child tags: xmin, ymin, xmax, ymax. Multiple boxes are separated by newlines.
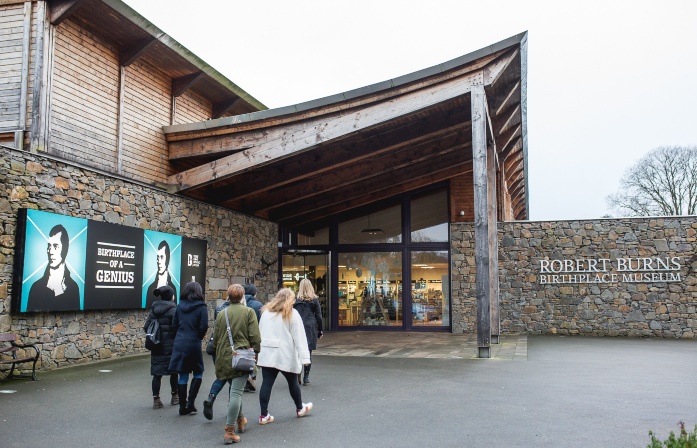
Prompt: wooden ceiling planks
<box><xmin>160</xmin><ymin>33</ymin><xmax>528</xmax><ymax>228</ymax></box>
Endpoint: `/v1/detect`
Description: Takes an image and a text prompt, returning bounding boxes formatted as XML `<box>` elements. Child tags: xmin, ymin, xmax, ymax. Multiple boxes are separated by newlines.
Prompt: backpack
<box><xmin>145</xmin><ymin>319</ymin><xmax>161</xmax><ymax>351</ymax></box>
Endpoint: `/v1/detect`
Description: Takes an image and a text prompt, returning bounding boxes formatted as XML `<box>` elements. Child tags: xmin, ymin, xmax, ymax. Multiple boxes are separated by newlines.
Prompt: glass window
<box><xmin>338</xmin><ymin>204</ymin><xmax>401</xmax><ymax>244</ymax></box>
<box><xmin>411</xmin><ymin>189</ymin><xmax>448</xmax><ymax>242</ymax></box>
<box><xmin>338</xmin><ymin>252</ymin><xmax>402</xmax><ymax>327</ymax></box>
<box><xmin>411</xmin><ymin>251</ymin><xmax>449</xmax><ymax>327</ymax></box>
<box><xmin>298</xmin><ymin>227</ymin><xmax>329</xmax><ymax>245</ymax></box>
<box><xmin>281</xmin><ymin>253</ymin><xmax>330</xmax><ymax>331</ymax></box>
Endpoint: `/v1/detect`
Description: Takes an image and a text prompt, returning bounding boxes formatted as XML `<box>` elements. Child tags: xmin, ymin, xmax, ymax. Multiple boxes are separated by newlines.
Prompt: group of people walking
<box><xmin>143</xmin><ymin>279</ymin><xmax>323</xmax><ymax>444</ymax></box>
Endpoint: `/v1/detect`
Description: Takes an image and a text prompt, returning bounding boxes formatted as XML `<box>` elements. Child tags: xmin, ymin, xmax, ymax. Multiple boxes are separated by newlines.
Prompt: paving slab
<box><xmin>0</xmin><ymin>334</ymin><xmax>695</xmax><ymax>447</ymax></box>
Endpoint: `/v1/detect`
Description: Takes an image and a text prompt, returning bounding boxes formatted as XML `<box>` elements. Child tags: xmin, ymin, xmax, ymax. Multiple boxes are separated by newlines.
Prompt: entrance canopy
<box><xmin>163</xmin><ymin>33</ymin><xmax>528</xmax><ymax>229</ymax></box>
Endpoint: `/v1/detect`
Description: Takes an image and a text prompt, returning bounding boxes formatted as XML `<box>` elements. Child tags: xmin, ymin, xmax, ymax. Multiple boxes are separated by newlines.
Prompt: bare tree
<box><xmin>606</xmin><ymin>145</ymin><xmax>697</xmax><ymax>217</ymax></box>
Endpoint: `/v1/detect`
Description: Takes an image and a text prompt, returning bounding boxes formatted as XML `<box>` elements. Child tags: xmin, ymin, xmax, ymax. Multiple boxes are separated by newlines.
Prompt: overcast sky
<box><xmin>123</xmin><ymin>0</ymin><xmax>697</xmax><ymax>221</ymax></box>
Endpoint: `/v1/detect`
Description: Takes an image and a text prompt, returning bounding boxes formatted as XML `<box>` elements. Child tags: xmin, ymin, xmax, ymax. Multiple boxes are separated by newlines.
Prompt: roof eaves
<box><xmin>163</xmin><ymin>31</ymin><xmax>528</xmax><ymax>135</ymax></box>
<box><xmin>101</xmin><ymin>0</ymin><xmax>267</xmax><ymax>111</ymax></box>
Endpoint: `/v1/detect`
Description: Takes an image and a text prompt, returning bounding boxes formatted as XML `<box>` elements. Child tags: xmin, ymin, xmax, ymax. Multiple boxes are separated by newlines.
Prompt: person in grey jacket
<box><xmin>256</xmin><ymin>288</ymin><xmax>313</xmax><ymax>425</ymax></box>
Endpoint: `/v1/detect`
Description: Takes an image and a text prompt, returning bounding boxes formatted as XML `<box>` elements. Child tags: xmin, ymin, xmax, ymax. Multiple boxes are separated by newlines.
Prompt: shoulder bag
<box><xmin>205</xmin><ymin>330</ymin><xmax>216</xmax><ymax>356</ymax></box>
<box><xmin>224</xmin><ymin>308</ymin><xmax>256</xmax><ymax>372</ymax></box>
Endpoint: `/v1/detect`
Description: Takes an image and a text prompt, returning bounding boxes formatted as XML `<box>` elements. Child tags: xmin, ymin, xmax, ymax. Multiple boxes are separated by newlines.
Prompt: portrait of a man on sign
<box><xmin>20</xmin><ymin>210</ymin><xmax>87</xmax><ymax>312</ymax></box>
<box><xmin>142</xmin><ymin>230</ymin><xmax>181</xmax><ymax>308</ymax></box>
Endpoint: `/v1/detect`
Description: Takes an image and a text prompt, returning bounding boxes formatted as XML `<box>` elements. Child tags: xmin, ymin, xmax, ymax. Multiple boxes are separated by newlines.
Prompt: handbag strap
<box><xmin>224</xmin><ymin>308</ymin><xmax>236</xmax><ymax>353</ymax></box>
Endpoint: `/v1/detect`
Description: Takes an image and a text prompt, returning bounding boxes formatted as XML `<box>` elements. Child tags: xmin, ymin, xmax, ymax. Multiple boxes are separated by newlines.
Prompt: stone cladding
<box><xmin>0</xmin><ymin>146</ymin><xmax>278</xmax><ymax>370</ymax></box>
<box><xmin>452</xmin><ymin>219</ymin><xmax>697</xmax><ymax>337</ymax></box>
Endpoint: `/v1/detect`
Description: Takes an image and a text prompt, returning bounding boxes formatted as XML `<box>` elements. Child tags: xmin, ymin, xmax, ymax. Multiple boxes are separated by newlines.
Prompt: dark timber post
<box><xmin>471</xmin><ymin>81</ymin><xmax>491</xmax><ymax>358</ymax></box>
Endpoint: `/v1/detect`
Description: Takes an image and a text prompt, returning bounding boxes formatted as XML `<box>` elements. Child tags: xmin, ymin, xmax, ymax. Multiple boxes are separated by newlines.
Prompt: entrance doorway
<box><xmin>281</xmin><ymin>250</ymin><xmax>330</xmax><ymax>331</ymax></box>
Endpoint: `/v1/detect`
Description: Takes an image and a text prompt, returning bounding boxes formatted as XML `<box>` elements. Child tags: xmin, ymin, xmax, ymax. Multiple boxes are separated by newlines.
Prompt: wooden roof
<box><xmin>46</xmin><ymin>0</ymin><xmax>266</xmax><ymax>115</ymax></box>
<box><xmin>163</xmin><ymin>33</ymin><xmax>529</xmax><ymax>229</ymax></box>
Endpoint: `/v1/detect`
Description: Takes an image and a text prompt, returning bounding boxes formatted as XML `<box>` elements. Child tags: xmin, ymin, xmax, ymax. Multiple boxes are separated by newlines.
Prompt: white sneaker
<box><xmin>259</xmin><ymin>414</ymin><xmax>274</xmax><ymax>425</ymax></box>
<box><xmin>296</xmin><ymin>402</ymin><xmax>313</xmax><ymax>417</ymax></box>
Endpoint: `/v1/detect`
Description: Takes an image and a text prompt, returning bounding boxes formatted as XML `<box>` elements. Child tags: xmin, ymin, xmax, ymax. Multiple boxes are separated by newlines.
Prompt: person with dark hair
<box><xmin>243</xmin><ymin>283</ymin><xmax>263</xmax><ymax>392</ymax></box>
<box><xmin>144</xmin><ymin>285</ymin><xmax>179</xmax><ymax>409</ymax></box>
<box><xmin>293</xmin><ymin>278</ymin><xmax>323</xmax><ymax>385</ymax></box>
<box><xmin>169</xmin><ymin>281</ymin><xmax>208</xmax><ymax>415</ymax></box>
<box><xmin>202</xmin><ymin>289</ymin><xmax>232</xmax><ymax>421</ymax></box>
<box><xmin>211</xmin><ymin>284</ymin><xmax>261</xmax><ymax>444</ymax></box>
<box><xmin>27</xmin><ymin>224</ymin><xmax>80</xmax><ymax>311</ymax></box>
<box><xmin>147</xmin><ymin>240</ymin><xmax>177</xmax><ymax>308</ymax></box>
<box><xmin>244</xmin><ymin>284</ymin><xmax>263</xmax><ymax>321</ymax></box>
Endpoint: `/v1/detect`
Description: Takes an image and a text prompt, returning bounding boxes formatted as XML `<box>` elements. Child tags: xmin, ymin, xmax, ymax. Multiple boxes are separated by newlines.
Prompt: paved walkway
<box><xmin>1</xmin><ymin>334</ymin><xmax>695</xmax><ymax>448</ymax></box>
<box><xmin>315</xmin><ymin>331</ymin><xmax>528</xmax><ymax>360</ymax></box>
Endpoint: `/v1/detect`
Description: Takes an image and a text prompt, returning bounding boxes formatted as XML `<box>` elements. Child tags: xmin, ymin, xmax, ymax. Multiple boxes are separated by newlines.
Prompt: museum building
<box><xmin>0</xmin><ymin>0</ymin><xmax>695</xmax><ymax>370</ymax></box>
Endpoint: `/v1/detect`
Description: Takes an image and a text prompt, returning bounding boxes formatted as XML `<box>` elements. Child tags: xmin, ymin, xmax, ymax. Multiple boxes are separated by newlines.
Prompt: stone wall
<box><xmin>0</xmin><ymin>146</ymin><xmax>278</xmax><ymax>370</ymax></box>
<box><xmin>452</xmin><ymin>218</ymin><xmax>697</xmax><ymax>337</ymax></box>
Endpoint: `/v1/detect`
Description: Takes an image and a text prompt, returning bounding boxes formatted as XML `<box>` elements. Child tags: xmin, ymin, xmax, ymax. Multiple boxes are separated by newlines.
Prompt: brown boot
<box><xmin>236</xmin><ymin>416</ymin><xmax>248</xmax><ymax>433</ymax></box>
<box><xmin>153</xmin><ymin>396</ymin><xmax>163</xmax><ymax>409</ymax></box>
<box><xmin>224</xmin><ymin>425</ymin><xmax>240</xmax><ymax>444</ymax></box>
<box><xmin>171</xmin><ymin>392</ymin><xmax>179</xmax><ymax>406</ymax></box>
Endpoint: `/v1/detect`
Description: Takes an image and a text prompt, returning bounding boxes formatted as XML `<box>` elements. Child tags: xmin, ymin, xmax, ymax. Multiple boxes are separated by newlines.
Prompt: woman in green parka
<box><xmin>213</xmin><ymin>283</ymin><xmax>261</xmax><ymax>444</ymax></box>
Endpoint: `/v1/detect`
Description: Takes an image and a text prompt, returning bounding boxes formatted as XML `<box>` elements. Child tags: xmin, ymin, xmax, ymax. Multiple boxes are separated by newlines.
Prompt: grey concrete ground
<box><xmin>0</xmin><ymin>334</ymin><xmax>695</xmax><ymax>447</ymax></box>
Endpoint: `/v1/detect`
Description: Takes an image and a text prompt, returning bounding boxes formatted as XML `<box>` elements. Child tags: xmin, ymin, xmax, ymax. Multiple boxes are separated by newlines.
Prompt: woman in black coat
<box><xmin>169</xmin><ymin>281</ymin><xmax>209</xmax><ymax>415</ymax></box>
<box><xmin>293</xmin><ymin>278</ymin><xmax>323</xmax><ymax>385</ymax></box>
<box><xmin>144</xmin><ymin>285</ymin><xmax>178</xmax><ymax>409</ymax></box>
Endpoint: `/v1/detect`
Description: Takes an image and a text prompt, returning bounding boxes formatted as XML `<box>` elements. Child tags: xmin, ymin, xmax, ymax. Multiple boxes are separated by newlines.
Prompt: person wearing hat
<box><xmin>143</xmin><ymin>285</ymin><xmax>179</xmax><ymax>409</ymax></box>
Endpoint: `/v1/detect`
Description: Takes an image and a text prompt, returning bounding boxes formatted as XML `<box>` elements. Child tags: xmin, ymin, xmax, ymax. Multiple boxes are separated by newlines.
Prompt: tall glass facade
<box><xmin>338</xmin><ymin>252</ymin><xmax>402</xmax><ymax>327</ymax></box>
<box><xmin>281</xmin><ymin>186</ymin><xmax>450</xmax><ymax>331</ymax></box>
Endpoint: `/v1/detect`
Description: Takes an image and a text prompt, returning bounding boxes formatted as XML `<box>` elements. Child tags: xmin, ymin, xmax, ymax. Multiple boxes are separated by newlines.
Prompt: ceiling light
<box><xmin>361</xmin><ymin>214</ymin><xmax>383</xmax><ymax>235</ymax></box>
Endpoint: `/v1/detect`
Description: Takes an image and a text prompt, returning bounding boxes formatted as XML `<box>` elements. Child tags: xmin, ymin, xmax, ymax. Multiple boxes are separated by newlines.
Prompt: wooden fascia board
<box><xmin>281</xmin><ymin>163</ymin><xmax>474</xmax><ymax>227</ymax></box>
<box><xmin>218</xmin><ymin>122</ymin><xmax>468</xmax><ymax>205</ymax></box>
<box><xmin>50</xmin><ymin>0</ymin><xmax>86</xmax><ymax>26</ymax></box>
<box><xmin>167</xmin><ymin>70</ymin><xmax>486</xmax><ymax>192</ymax></box>
<box><xmin>164</xmin><ymin>51</ymin><xmax>508</xmax><ymax>142</ymax></box>
<box><xmin>165</xmin><ymin>52</ymin><xmax>502</xmax><ymax>144</ymax></box>
<box><xmin>172</xmin><ymin>71</ymin><xmax>205</xmax><ymax>97</ymax></box>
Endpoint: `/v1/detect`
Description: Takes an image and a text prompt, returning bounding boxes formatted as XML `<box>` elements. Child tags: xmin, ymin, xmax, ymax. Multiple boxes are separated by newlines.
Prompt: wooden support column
<box><xmin>30</xmin><ymin>1</ymin><xmax>47</xmax><ymax>153</ymax></box>
<box><xmin>15</xmin><ymin>1</ymin><xmax>31</xmax><ymax>150</ymax></box>
<box><xmin>116</xmin><ymin>65</ymin><xmax>125</xmax><ymax>174</ymax></box>
<box><xmin>487</xmin><ymin>135</ymin><xmax>500</xmax><ymax>344</ymax></box>
<box><xmin>471</xmin><ymin>81</ymin><xmax>491</xmax><ymax>358</ymax></box>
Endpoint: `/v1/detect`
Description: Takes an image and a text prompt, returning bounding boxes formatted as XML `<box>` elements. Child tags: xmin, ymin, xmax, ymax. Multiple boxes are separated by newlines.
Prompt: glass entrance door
<box><xmin>281</xmin><ymin>251</ymin><xmax>330</xmax><ymax>331</ymax></box>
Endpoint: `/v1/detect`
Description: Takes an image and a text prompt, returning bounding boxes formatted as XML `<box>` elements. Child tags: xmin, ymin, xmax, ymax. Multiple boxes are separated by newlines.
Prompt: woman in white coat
<box><xmin>257</xmin><ymin>288</ymin><xmax>313</xmax><ymax>424</ymax></box>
